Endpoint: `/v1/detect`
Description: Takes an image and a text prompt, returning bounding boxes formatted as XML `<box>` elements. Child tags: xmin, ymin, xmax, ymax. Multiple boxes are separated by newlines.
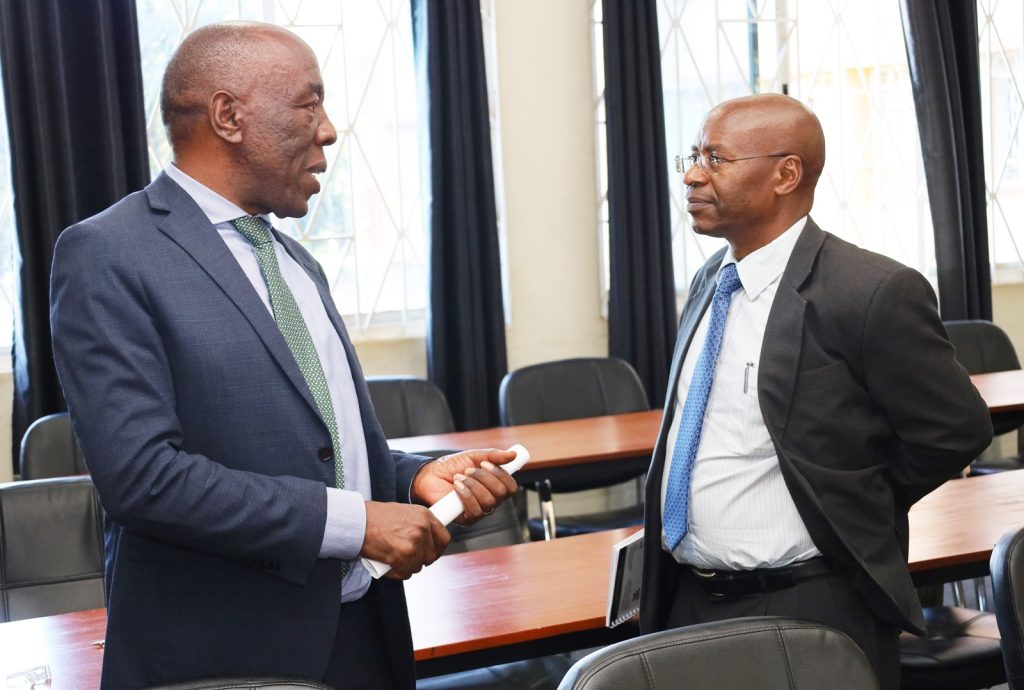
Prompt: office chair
<box><xmin>146</xmin><ymin>679</ymin><xmax>333</xmax><ymax>689</ymax></box>
<box><xmin>365</xmin><ymin>376</ymin><xmax>456</xmax><ymax>439</ymax></box>
<box><xmin>557</xmin><ymin>617</ymin><xmax>878</xmax><ymax>690</ymax></box>
<box><xmin>499</xmin><ymin>357</ymin><xmax>650</xmax><ymax>540</ymax></box>
<box><xmin>945</xmin><ymin>320</ymin><xmax>1024</xmax><ymax>474</ymax></box>
<box><xmin>19</xmin><ymin>411</ymin><xmax>88</xmax><ymax>479</ymax></box>
<box><xmin>899</xmin><ymin>605</ymin><xmax>1005</xmax><ymax>690</ymax></box>
<box><xmin>991</xmin><ymin>524</ymin><xmax>1024</xmax><ymax>689</ymax></box>
<box><xmin>0</xmin><ymin>476</ymin><xmax>104</xmax><ymax>622</ymax></box>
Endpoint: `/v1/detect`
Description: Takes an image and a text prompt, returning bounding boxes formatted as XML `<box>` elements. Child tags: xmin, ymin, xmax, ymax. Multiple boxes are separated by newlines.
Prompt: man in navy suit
<box><xmin>50</xmin><ymin>21</ymin><xmax>516</xmax><ymax>689</ymax></box>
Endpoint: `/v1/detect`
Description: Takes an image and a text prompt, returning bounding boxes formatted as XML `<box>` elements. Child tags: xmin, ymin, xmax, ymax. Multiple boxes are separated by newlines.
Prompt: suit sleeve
<box><xmin>51</xmin><ymin>221</ymin><xmax>328</xmax><ymax>586</ymax></box>
<box><xmin>861</xmin><ymin>267</ymin><xmax>993</xmax><ymax>507</ymax></box>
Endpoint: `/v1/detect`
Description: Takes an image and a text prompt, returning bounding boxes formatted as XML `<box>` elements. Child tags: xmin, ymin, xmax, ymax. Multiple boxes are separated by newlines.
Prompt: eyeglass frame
<box><xmin>675</xmin><ymin>151</ymin><xmax>795</xmax><ymax>174</ymax></box>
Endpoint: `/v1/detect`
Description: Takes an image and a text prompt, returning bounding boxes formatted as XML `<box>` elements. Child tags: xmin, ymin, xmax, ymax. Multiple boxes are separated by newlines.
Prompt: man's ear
<box><xmin>774</xmin><ymin>155</ymin><xmax>803</xmax><ymax>197</ymax></box>
<box><xmin>209</xmin><ymin>90</ymin><xmax>243</xmax><ymax>144</ymax></box>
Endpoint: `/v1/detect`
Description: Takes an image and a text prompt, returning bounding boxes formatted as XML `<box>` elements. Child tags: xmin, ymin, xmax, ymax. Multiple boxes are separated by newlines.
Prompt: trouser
<box><xmin>667</xmin><ymin>565</ymin><xmax>900</xmax><ymax>690</ymax></box>
<box><xmin>322</xmin><ymin>582</ymin><xmax>403</xmax><ymax>690</ymax></box>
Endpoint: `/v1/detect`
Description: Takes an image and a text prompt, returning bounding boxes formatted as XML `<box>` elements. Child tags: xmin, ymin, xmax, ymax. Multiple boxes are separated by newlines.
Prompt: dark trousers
<box><xmin>667</xmin><ymin>567</ymin><xmax>900</xmax><ymax>690</ymax></box>
<box><xmin>322</xmin><ymin>582</ymin><xmax>401</xmax><ymax>690</ymax></box>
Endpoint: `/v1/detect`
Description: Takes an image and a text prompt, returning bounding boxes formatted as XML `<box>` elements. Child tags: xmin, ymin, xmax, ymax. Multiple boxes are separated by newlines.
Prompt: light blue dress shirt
<box><xmin>165</xmin><ymin>164</ymin><xmax>372</xmax><ymax>602</ymax></box>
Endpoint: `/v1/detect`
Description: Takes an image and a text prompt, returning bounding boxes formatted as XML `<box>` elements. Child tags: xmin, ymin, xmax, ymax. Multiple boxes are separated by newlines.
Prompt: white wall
<box><xmin>355</xmin><ymin>0</ymin><xmax>607</xmax><ymax>376</ymax></box>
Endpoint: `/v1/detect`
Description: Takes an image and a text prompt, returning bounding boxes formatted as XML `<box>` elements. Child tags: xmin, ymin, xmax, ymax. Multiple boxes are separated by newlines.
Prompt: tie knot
<box><xmin>716</xmin><ymin>262</ymin><xmax>742</xmax><ymax>296</ymax></box>
<box><xmin>230</xmin><ymin>216</ymin><xmax>273</xmax><ymax>247</ymax></box>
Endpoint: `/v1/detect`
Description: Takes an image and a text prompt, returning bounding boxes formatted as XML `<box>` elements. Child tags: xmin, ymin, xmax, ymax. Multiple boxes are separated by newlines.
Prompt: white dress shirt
<box><xmin>661</xmin><ymin>217</ymin><xmax>821</xmax><ymax>570</ymax></box>
<box><xmin>165</xmin><ymin>164</ymin><xmax>372</xmax><ymax>601</ymax></box>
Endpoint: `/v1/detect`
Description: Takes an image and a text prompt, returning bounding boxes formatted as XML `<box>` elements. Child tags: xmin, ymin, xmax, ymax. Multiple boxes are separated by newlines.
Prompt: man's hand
<box><xmin>361</xmin><ymin>501</ymin><xmax>450</xmax><ymax>579</ymax></box>
<box><xmin>411</xmin><ymin>449</ymin><xmax>519</xmax><ymax>526</ymax></box>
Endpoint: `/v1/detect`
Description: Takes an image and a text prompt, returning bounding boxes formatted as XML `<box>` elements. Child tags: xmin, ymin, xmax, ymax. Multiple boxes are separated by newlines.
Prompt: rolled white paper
<box><xmin>361</xmin><ymin>444</ymin><xmax>531</xmax><ymax>579</ymax></box>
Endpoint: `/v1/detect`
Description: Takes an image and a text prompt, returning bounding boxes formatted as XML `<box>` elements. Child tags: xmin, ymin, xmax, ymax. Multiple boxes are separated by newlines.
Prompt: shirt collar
<box><xmin>717</xmin><ymin>216</ymin><xmax>807</xmax><ymax>299</ymax></box>
<box><xmin>164</xmin><ymin>163</ymin><xmax>272</xmax><ymax>228</ymax></box>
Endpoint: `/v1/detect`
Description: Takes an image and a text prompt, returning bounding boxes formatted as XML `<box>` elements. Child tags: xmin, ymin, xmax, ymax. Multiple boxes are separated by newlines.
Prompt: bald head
<box><xmin>708</xmin><ymin>93</ymin><xmax>826</xmax><ymax>193</ymax></box>
<box><xmin>683</xmin><ymin>94</ymin><xmax>826</xmax><ymax>258</ymax></box>
<box><xmin>160</xmin><ymin>21</ymin><xmax>307</xmax><ymax>153</ymax></box>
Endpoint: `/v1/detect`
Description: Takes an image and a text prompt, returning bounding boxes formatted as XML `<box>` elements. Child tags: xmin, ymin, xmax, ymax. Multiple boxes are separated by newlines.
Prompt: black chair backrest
<box><xmin>19</xmin><ymin>412</ymin><xmax>88</xmax><ymax>479</ymax></box>
<box><xmin>945</xmin><ymin>320</ymin><xmax>1024</xmax><ymax>435</ymax></box>
<box><xmin>499</xmin><ymin>357</ymin><xmax>649</xmax><ymax>427</ymax></box>
<box><xmin>0</xmin><ymin>476</ymin><xmax>104</xmax><ymax>622</ymax></box>
<box><xmin>446</xmin><ymin>501</ymin><xmax>522</xmax><ymax>555</ymax></box>
<box><xmin>146</xmin><ymin>679</ymin><xmax>334</xmax><ymax>689</ymax></box>
<box><xmin>991</xmin><ymin>524</ymin><xmax>1024</xmax><ymax>689</ymax></box>
<box><xmin>365</xmin><ymin>377</ymin><xmax>455</xmax><ymax>438</ymax></box>
<box><xmin>557</xmin><ymin>617</ymin><xmax>878</xmax><ymax>690</ymax></box>
<box><xmin>945</xmin><ymin>320</ymin><xmax>1021</xmax><ymax>374</ymax></box>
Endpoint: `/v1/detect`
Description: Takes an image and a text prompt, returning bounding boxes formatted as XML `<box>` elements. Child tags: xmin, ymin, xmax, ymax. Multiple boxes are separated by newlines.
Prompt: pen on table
<box><xmin>743</xmin><ymin>362</ymin><xmax>754</xmax><ymax>393</ymax></box>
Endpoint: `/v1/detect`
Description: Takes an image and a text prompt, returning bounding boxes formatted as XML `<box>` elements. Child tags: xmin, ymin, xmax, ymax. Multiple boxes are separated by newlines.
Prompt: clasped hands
<box><xmin>360</xmin><ymin>449</ymin><xmax>519</xmax><ymax>579</ymax></box>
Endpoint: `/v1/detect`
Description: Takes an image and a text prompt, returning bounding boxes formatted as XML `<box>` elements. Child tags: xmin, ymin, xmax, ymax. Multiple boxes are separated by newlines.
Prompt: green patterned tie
<box><xmin>231</xmin><ymin>216</ymin><xmax>345</xmax><ymax>492</ymax></box>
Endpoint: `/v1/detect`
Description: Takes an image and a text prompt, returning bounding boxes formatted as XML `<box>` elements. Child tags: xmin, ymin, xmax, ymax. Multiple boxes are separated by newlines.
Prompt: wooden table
<box><xmin>388</xmin><ymin>371</ymin><xmax>1023</xmax><ymax>478</ymax></box>
<box><xmin>971</xmin><ymin>369</ymin><xmax>1024</xmax><ymax>413</ymax></box>
<box><xmin>389</xmin><ymin>409</ymin><xmax>663</xmax><ymax>484</ymax></box>
<box><xmin>8</xmin><ymin>470</ymin><xmax>1024</xmax><ymax>686</ymax></box>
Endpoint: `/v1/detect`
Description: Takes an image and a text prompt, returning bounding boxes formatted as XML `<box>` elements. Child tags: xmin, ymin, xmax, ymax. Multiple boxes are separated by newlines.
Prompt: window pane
<box><xmin>136</xmin><ymin>0</ymin><xmax>427</xmax><ymax>338</ymax></box>
<box><xmin>979</xmin><ymin>0</ymin><xmax>1024</xmax><ymax>279</ymax></box>
<box><xmin>0</xmin><ymin>69</ymin><xmax>15</xmax><ymax>352</ymax></box>
<box><xmin>595</xmin><ymin>0</ymin><xmax>935</xmax><ymax>298</ymax></box>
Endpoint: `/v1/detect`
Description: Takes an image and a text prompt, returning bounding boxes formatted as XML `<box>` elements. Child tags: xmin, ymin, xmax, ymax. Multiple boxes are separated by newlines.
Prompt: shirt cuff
<box><xmin>319</xmin><ymin>487</ymin><xmax>367</xmax><ymax>560</ymax></box>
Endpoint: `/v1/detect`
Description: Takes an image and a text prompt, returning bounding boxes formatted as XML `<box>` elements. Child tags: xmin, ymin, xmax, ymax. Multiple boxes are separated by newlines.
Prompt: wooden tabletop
<box><xmin>971</xmin><ymin>370</ymin><xmax>1024</xmax><ymax>413</ymax></box>
<box><xmin>909</xmin><ymin>470</ymin><xmax>1024</xmax><ymax>576</ymax></box>
<box><xmin>13</xmin><ymin>470</ymin><xmax>1024</xmax><ymax>687</ymax></box>
<box><xmin>389</xmin><ymin>409</ymin><xmax>663</xmax><ymax>470</ymax></box>
<box><xmin>388</xmin><ymin>371</ymin><xmax>1022</xmax><ymax>470</ymax></box>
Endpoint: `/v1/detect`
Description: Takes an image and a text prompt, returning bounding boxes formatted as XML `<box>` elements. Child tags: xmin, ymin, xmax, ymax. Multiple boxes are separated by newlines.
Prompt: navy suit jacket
<box><xmin>50</xmin><ymin>173</ymin><xmax>425</xmax><ymax>689</ymax></box>
<box><xmin>640</xmin><ymin>219</ymin><xmax>993</xmax><ymax>636</ymax></box>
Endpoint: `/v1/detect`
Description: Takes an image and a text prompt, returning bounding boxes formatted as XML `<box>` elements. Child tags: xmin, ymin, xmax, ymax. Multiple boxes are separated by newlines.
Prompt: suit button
<box><xmin>318</xmin><ymin>446</ymin><xmax>333</xmax><ymax>462</ymax></box>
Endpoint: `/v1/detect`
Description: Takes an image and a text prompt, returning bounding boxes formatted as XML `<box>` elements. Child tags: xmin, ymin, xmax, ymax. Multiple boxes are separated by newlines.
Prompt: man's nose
<box><xmin>683</xmin><ymin>163</ymin><xmax>707</xmax><ymax>186</ymax></box>
<box><xmin>318</xmin><ymin>112</ymin><xmax>338</xmax><ymax>147</ymax></box>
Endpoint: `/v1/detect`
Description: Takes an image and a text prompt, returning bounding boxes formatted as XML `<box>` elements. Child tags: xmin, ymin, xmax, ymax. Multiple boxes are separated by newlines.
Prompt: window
<box><xmin>0</xmin><ymin>69</ymin><xmax>15</xmax><ymax>357</ymax></box>
<box><xmin>137</xmin><ymin>0</ymin><xmax>427</xmax><ymax>339</ymax></box>
<box><xmin>594</xmin><ymin>0</ymin><xmax>935</xmax><ymax>297</ymax></box>
<box><xmin>979</xmin><ymin>0</ymin><xmax>1024</xmax><ymax>281</ymax></box>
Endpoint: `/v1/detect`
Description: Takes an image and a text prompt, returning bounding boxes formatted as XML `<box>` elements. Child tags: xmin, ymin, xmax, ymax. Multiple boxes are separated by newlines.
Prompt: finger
<box><xmin>453</xmin><ymin>474</ymin><xmax>484</xmax><ymax>522</ymax></box>
<box><xmin>481</xmin><ymin>459</ymin><xmax>520</xmax><ymax>494</ymax></box>
<box><xmin>460</xmin><ymin>448</ymin><xmax>517</xmax><ymax>467</ymax></box>
<box><xmin>464</xmin><ymin>464</ymin><xmax>513</xmax><ymax>503</ymax></box>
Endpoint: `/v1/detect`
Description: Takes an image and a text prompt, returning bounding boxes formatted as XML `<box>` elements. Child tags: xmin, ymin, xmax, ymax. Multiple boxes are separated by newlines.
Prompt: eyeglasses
<box><xmin>675</xmin><ymin>152</ymin><xmax>793</xmax><ymax>174</ymax></box>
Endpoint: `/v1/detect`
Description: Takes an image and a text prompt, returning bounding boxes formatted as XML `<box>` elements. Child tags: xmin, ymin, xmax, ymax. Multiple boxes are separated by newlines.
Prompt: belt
<box><xmin>689</xmin><ymin>557</ymin><xmax>837</xmax><ymax>599</ymax></box>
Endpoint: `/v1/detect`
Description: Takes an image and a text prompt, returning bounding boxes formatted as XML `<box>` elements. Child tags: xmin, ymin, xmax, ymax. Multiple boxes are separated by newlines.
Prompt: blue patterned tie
<box><xmin>663</xmin><ymin>262</ymin><xmax>742</xmax><ymax>551</ymax></box>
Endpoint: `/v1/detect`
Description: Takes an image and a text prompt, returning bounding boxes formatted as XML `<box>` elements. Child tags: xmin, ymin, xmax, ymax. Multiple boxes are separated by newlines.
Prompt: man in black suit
<box><xmin>639</xmin><ymin>93</ymin><xmax>992</xmax><ymax>689</ymax></box>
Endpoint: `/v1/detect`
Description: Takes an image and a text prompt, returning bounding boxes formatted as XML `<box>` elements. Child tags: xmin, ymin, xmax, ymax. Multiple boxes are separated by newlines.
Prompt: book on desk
<box><xmin>606</xmin><ymin>529</ymin><xmax>644</xmax><ymax>628</ymax></box>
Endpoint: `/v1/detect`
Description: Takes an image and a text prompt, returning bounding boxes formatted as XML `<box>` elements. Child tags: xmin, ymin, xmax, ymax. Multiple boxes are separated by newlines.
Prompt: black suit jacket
<box><xmin>50</xmin><ymin>173</ymin><xmax>427</xmax><ymax>689</ymax></box>
<box><xmin>640</xmin><ymin>218</ymin><xmax>993</xmax><ymax>635</ymax></box>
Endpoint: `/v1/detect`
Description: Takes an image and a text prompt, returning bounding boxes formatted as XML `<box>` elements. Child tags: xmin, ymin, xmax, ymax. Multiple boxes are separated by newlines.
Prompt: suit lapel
<box><xmin>145</xmin><ymin>173</ymin><xmax>321</xmax><ymax>418</ymax></box>
<box><xmin>758</xmin><ymin>218</ymin><xmax>826</xmax><ymax>441</ymax></box>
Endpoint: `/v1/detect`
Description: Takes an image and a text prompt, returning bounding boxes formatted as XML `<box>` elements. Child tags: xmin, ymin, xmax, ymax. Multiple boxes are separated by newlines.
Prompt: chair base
<box><xmin>527</xmin><ymin>504</ymin><xmax>643</xmax><ymax>541</ymax></box>
<box><xmin>899</xmin><ymin>606</ymin><xmax>1004</xmax><ymax>690</ymax></box>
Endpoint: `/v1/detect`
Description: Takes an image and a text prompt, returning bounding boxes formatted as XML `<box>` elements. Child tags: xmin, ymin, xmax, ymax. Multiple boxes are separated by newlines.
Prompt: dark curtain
<box><xmin>900</xmin><ymin>0</ymin><xmax>991</xmax><ymax>320</ymax></box>
<box><xmin>412</xmin><ymin>0</ymin><xmax>507</xmax><ymax>430</ymax></box>
<box><xmin>0</xmin><ymin>0</ymin><xmax>150</xmax><ymax>469</ymax></box>
<box><xmin>603</xmin><ymin>0</ymin><xmax>677</xmax><ymax>408</ymax></box>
